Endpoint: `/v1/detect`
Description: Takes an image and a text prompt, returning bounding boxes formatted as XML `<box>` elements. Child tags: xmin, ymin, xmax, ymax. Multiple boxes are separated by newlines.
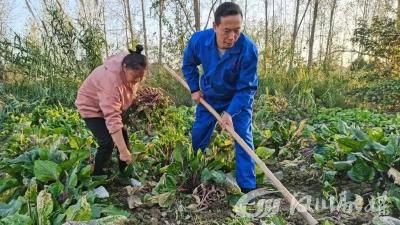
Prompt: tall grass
<box><xmin>0</xmin><ymin>3</ymin><xmax>105</xmax><ymax>107</ymax></box>
<box><xmin>260</xmin><ymin>66</ymin><xmax>349</xmax><ymax>104</ymax></box>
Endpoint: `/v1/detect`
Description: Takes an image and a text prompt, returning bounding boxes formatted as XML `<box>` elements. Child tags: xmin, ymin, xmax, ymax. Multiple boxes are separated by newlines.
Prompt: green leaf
<box><xmin>153</xmin><ymin>174</ymin><xmax>177</xmax><ymax>194</ymax></box>
<box><xmin>102</xmin><ymin>205</ymin><xmax>130</xmax><ymax>217</ymax></box>
<box><xmin>47</xmin><ymin>181</ymin><xmax>64</xmax><ymax>199</ymax></box>
<box><xmin>36</xmin><ymin>190</ymin><xmax>53</xmax><ymax>225</ymax></box>
<box><xmin>201</xmin><ymin>168</ymin><xmax>226</xmax><ymax>184</ymax></box>
<box><xmin>351</xmin><ymin>128</ymin><xmax>371</xmax><ymax>142</ymax></box>
<box><xmin>225</xmin><ymin>173</ymin><xmax>241</xmax><ymax>194</ymax></box>
<box><xmin>51</xmin><ymin>213</ymin><xmax>65</xmax><ymax>225</ymax></box>
<box><xmin>337</xmin><ymin>120</ymin><xmax>351</xmax><ymax>135</ymax></box>
<box><xmin>88</xmin><ymin>175</ymin><xmax>107</xmax><ymax>189</ymax></box>
<box><xmin>9</xmin><ymin>149</ymin><xmax>39</xmax><ymax>164</ymax></box>
<box><xmin>322</xmin><ymin>181</ymin><xmax>336</xmax><ymax>199</ymax></box>
<box><xmin>348</xmin><ymin>152</ymin><xmax>372</xmax><ymax>162</ymax></box>
<box><xmin>38</xmin><ymin>148</ymin><xmax>50</xmax><ymax>160</ymax></box>
<box><xmin>91</xmin><ymin>204</ymin><xmax>102</xmax><ymax>219</ymax></box>
<box><xmin>227</xmin><ymin>194</ymin><xmax>241</xmax><ymax>207</ymax></box>
<box><xmin>323</xmin><ymin>170</ymin><xmax>337</xmax><ymax>182</ymax></box>
<box><xmin>173</xmin><ymin>143</ymin><xmax>185</xmax><ymax>164</ymax></box>
<box><xmin>205</xmin><ymin>159</ymin><xmax>225</xmax><ymax>171</ymax></box>
<box><xmin>333</xmin><ymin>160</ymin><xmax>354</xmax><ymax>171</ymax></box>
<box><xmin>189</xmin><ymin>150</ymin><xmax>203</xmax><ymax>171</ymax></box>
<box><xmin>322</xmin><ymin>221</ymin><xmax>335</xmax><ymax>225</ymax></box>
<box><xmin>48</xmin><ymin>149</ymin><xmax>68</xmax><ymax>164</ymax></box>
<box><xmin>337</xmin><ymin>138</ymin><xmax>367</xmax><ymax>153</ymax></box>
<box><xmin>256</xmin><ymin>147</ymin><xmax>275</xmax><ymax>160</ymax></box>
<box><xmin>313</xmin><ymin>154</ymin><xmax>325</xmax><ymax>164</ymax></box>
<box><xmin>384</xmin><ymin>135</ymin><xmax>400</xmax><ymax>156</ymax></box>
<box><xmin>84</xmin><ymin>215</ymin><xmax>128</xmax><ymax>225</ymax></box>
<box><xmin>165</xmin><ymin>163</ymin><xmax>181</xmax><ymax>176</ymax></box>
<box><xmin>148</xmin><ymin>192</ymin><xmax>174</xmax><ymax>208</ymax></box>
<box><xmin>0</xmin><ymin>178</ymin><xmax>18</xmax><ymax>193</ymax></box>
<box><xmin>372</xmin><ymin>160</ymin><xmax>389</xmax><ymax>172</ymax></box>
<box><xmin>201</xmin><ymin>168</ymin><xmax>212</xmax><ymax>182</ymax></box>
<box><xmin>24</xmin><ymin>178</ymin><xmax>38</xmax><ymax>202</ymax></box>
<box><xmin>370</xmin><ymin>142</ymin><xmax>386</xmax><ymax>152</ymax></box>
<box><xmin>34</xmin><ymin>160</ymin><xmax>61</xmax><ymax>182</ymax></box>
<box><xmin>0</xmin><ymin>187</ymin><xmax>18</xmax><ymax>203</ymax></box>
<box><xmin>390</xmin><ymin>196</ymin><xmax>400</xmax><ymax>210</ymax></box>
<box><xmin>69</xmin><ymin>137</ymin><xmax>79</xmax><ymax>149</ymax></box>
<box><xmin>0</xmin><ymin>197</ymin><xmax>23</xmax><ymax>217</ymax></box>
<box><xmin>263</xmin><ymin>129</ymin><xmax>273</xmax><ymax>139</ymax></box>
<box><xmin>65</xmin><ymin>195</ymin><xmax>92</xmax><ymax>221</ymax></box>
<box><xmin>210</xmin><ymin>170</ymin><xmax>226</xmax><ymax>184</ymax></box>
<box><xmin>61</xmin><ymin>150</ymin><xmax>90</xmax><ymax>171</ymax></box>
<box><xmin>79</xmin><ymin>165</ymin><xmax>92</xmax><ymax>179</ymax></box>
<box><xmin>67</xmin><ymin>166</ymin><xmax>78</xmax><ymax>189</ymax></box>
<box><xmin>367</xmin><ymin>128</ymin><xmax>384</xmax><ymax>141</ymax></box>
<box><xmin>269</xmin><ymin>216</ymin><xmax>287</xmax><ymax>225</ymax></box>
<box><xmin>347</xmin><ymin>159</ymin><xmax>376</xmax><ymax>182</ymax></box>
<box><xmin>0</xmin><ymin>214</ymin><xmax>32</xmax><ymax>225</ymax></box>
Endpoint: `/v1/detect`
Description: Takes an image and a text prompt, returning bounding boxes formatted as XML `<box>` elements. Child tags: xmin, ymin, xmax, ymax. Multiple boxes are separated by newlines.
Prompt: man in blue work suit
<box><xmin>182</xmin><ymin>2</ymin><xmax>258</xmax><ymax>194</ymax></box>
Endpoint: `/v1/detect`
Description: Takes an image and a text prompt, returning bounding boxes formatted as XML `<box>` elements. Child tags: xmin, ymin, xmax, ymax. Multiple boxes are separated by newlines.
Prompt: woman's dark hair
<box><xmin>122</xmin><ymin>44</ymin><xmax>148</xmax><ymax>70</ymax></box>
<box><xmin>214</xmin><ymin>2</ymin><xmax>243</xmax><ymax>25</ymax></box>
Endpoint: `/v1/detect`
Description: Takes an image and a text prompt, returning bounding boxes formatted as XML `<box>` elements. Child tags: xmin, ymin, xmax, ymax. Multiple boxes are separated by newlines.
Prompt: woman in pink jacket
<box><xmin>75</xmin><ymin>45</ymin><xmax>147</xmax><ymax>176</ymax></box>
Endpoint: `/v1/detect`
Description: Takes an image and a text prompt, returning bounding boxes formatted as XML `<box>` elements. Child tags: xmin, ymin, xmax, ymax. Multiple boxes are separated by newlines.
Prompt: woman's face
<box><xmin>123</xmin><ymin>66</ymin><xmax>146</xmax><ymax>84</ymax></box>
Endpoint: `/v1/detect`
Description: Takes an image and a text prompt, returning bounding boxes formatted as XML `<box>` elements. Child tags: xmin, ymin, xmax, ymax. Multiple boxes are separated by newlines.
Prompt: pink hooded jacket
<box><xmin>75</xmin><ymin>52</ymin><xmax>139</xmax><ymax>133</ymax></box>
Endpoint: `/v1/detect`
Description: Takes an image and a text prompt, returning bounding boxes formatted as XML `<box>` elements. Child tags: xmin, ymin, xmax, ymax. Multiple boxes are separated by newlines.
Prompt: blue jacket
<box><xmin>182</xmin><ymin>28</ymin><xmax>258</xmax><ymax>116</ymax></box>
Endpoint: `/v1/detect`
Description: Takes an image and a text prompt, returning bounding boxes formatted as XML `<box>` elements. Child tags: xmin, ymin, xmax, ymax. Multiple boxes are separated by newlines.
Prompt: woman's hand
<box><xmin>119</xmin><ymin>150</ymin><xmax>133</xmax><ymax>164</ymax></box>
<box><xmin>111</xmin><ymin>129</ymin><xmax>132</xmax><ymax>164</ymax></box>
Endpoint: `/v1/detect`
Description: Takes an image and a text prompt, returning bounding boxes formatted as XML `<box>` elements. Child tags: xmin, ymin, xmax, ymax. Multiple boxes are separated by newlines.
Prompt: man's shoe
<box><xmin>240</xmin><ymin>188</ymin><xmax>257</xmax><ymax>206</ymax></box>
<box><xmin>241</xmin><ymin>188</ymin><xmax>255</xmax><ymax>194</ymax></box>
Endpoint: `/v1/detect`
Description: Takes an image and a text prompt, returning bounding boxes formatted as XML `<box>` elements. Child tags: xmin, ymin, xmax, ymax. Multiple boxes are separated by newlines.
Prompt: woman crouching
<box><xmin>75</xmin><ymin>45</ymin><xmax>147</xmax><ymax>177</ymax></box>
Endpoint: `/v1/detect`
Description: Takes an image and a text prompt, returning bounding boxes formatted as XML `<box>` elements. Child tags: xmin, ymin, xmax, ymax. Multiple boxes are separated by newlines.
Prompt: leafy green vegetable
<box><xmin>101</xmin><ymin>205</ymin><xmax>130</xmax><ymax>217</ymax></box>
<box><xmin>0</xmin><ymin>197</ymin><xmax>24</xmax><ymax>217</ymax></box>
<box><xmin>0</xmin><ymin>178</ymin><xmax>18</xmax><ymax>199</ymax></box>
<box><xmin>34</xmin><ymin>160</ymin><xmax>61</xmax><ymax>182</ymax></box>
<box><xmin>24</xmin><ymin>178</ymin><xmax>38</xmax><ymax>202</ymax></box>
<box><xmin>0</xmin><ymin>214</ymin><xmax>32</xmax><ymax>225</ymax></box>
<box><xmin>65</xmin><ymin>196</ymin><xmax>92</xmax><ymax>221</ymax></box>
<box><xmin>148</xmin><ymin>192</ymin><xmax>174</xmax><ymax>208</ymax></box>
<box><xmin>337</xmin><ymin>138</ymin><xmax>367</xmax><ymax>153</ymax></box>
<box><xmin>333</xmin><ymin>160</ymin><xmax>354</xmax><ymax>171</ymax></box>
<box><xmin>201</xmin><ymin>168</ymin><xmax>225</xmax><ymax>184</ymax></box>
<box><xmin>37</xmin><ymin>190</ymin><xmax>53</xmax><ymax>225</ymax></box>
<box><xmin>67</xmin><ymin>166</ymin><xmax>78</xmax><ymax>189</ymax></box>
<box><xmin>256</xmin><ymin>147</ymin><xmax>275</xmax><ymax>160</ymax></box>
<box><xmin>347</xmin><ymin>159</ymin><xmax>376</xmax><ymax>182</ymax></box>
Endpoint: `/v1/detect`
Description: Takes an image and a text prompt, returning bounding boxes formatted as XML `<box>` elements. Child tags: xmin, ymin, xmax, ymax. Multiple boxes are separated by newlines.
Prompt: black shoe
<box><xmin>241</xmin><ymin>188</ymin><xmax>255</xmax><ymax>194</ymax></box>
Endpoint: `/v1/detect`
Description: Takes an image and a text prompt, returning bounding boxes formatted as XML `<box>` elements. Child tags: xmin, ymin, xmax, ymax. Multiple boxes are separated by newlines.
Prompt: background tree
<box><xmin>307</xmin><ymin>0</ymin><xmax>319</xmax><ymax>69</ymax></box>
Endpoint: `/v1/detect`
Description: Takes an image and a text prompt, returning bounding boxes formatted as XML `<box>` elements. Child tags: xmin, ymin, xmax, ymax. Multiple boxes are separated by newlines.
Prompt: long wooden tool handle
<box><xmin>163</xmin><ymin>65</ymin><xmax>318</xmax><ymax>225</ymax></box>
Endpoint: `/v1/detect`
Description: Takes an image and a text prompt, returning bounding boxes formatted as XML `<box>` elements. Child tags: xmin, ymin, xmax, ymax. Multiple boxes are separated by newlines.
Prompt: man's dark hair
<box><xmin>214</xmin><ymin>2</ymin><xmax>243</xmax><ymax>25</ymax></box>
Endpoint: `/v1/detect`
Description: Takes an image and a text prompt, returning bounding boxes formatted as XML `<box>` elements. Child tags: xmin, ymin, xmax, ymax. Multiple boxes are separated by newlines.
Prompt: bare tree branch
<box><xmin>296</xmin><ymin>0</ymin><xmax>311</xmax><ymax>36</ymax></box>
<box><xmin>194</xmin><ymin>0</ymin><xmax>200</xmax><ymax>31</ymax></box>
<box><xmin>173</xmin><ymin>0</ymin><xmax>196</xmax><ymax>32</ymax></box>
<box><xmin>203</xmin><ymin>0</ymin><xmax>218</xmax><ymax>30</ymax></box>
<box><xmin>25</xmin><ymin>0</ymin><xmax>39</xmax><ymax>24</ymax></box>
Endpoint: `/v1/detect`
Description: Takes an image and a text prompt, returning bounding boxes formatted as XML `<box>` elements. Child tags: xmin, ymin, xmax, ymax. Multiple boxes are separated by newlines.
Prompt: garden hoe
<box><xmin>163</xmin><ymin>65</ymin><xmax>319</xmax><ymax>225</ymax></box>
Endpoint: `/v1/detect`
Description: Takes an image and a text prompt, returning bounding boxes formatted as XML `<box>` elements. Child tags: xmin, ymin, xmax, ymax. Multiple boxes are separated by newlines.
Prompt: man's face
<box><xmin>213</xmin><ymin>14</ymin><xmax>243</xmax><ymax>49</ymax></box>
